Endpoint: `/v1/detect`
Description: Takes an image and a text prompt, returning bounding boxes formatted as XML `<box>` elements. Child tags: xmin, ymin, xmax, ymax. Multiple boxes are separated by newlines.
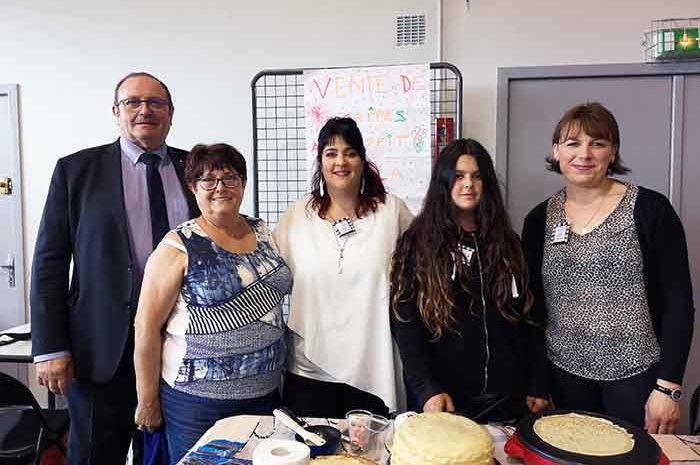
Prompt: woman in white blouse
<box><xmin>274</xmin><ymin>117</ymin><xmax>413</xmax><ymax>418</ymax></box>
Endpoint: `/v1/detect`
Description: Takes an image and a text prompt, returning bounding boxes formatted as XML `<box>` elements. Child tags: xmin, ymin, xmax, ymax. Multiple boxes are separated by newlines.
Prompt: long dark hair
<box><xmin>308</xmin><ymin>117</ymin><xmax>386</xmax><ymax>218</ymax></box>
<box><xmin>391</xmin><ymin>139</ymin><xmax>532</xmax><ymax>339</ymax></box>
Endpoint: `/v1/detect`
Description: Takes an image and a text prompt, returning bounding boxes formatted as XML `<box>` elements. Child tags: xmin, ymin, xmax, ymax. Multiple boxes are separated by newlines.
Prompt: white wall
<box><xmin>0</xmin><ymin>0</ymin><xmax>438</xmax><ymax>289</ymax></box>
<box><xmin>7</xmin><ymin>0</ymin><xmax>699</xmax><ymax>296</ymax></box>
<box><xmin>442</xmin><ymin>0</ymin><xmax>700</xmax><ymax>152</ymax></box>
<box><xmin>0</xmin><ymin>0</ymin><xmax>438</xmax><ymax>405</ymax></box>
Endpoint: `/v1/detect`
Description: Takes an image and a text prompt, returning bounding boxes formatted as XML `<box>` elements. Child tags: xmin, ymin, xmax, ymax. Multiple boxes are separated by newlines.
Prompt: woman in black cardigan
<box><xmin>390</xmin><ymin>138</ymin><xmax>549</xmax><ymax>421</ymax></box>
<box><xmin>521</xmin><ymin>102</ymin><xmax>694</xmax><ymax>433</ymax></box>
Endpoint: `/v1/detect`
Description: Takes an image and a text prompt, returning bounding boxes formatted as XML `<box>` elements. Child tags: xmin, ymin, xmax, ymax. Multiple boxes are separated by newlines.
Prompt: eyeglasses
<box><xmin>198</xmin><ymin>174</ymin><xmax>243</xmax><ymax>190</ymax></box>
<box><xmin>117</xmin><ymin>97</ymin><xmax>170</xmax><ymax>112</ymax></box>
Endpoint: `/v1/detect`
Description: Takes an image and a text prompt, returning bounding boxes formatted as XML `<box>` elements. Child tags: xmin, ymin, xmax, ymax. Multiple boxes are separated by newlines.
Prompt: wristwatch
<box><xmin>654</xmin><ymin>384</ymin><xmax>683</xmax><ymax>401</ymax></box>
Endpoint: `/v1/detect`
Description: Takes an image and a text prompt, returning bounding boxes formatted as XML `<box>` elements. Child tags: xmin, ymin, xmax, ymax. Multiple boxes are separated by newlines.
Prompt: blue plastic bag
<box><xmin>143</xmin><ymin>430</ymin><xmax>170</xmax><ymax>465</ymax></box>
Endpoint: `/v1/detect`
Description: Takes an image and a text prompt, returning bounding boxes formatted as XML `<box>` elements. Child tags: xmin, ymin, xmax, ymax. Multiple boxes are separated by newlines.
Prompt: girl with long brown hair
<box><xmin>390</xmin><ymin>138</ymin><xmax>549</xmax><ymax>420</ymax></box>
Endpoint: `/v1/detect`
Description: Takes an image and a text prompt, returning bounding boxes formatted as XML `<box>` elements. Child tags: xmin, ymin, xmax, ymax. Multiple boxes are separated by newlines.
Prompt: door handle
<box><xmin>0</xmin><ymin>254</ymin><xmax>15</xmax><ymax>287</ymax></box>
<box><xmin>0</xmin><ymin>177</ymin><xmax>11</xmax><ymax>195</ymax></box>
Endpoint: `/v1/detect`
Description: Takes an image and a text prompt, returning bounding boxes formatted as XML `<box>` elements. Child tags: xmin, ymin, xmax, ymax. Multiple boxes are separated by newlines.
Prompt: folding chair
<box><xmin>0</xmin><ymin>372</ymin><xmax>69</xmax><ymax>464</ymax></box>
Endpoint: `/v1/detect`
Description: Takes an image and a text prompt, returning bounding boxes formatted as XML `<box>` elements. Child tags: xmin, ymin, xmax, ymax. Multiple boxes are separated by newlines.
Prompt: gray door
<box><xmin>505</xmin><ymin>75</ymin><xmax>673</xmax><ymax>231</ymax></box>
<box><xmin>0</xmin><ymin>85</ymin><xmax>25</xmax><ymax>330</ymax></box>
<box><xmin>680</xmin><ymin>74</ymin><xmax>700</xmax><ymax>431</ymax></box>
<box><xmin>498</xmin><ymin>63</ymin><xmax>700</xmax><ymax>432</ymax></box>
<box><xmin>0</xmin><ymin>84</ymin><xmax>27</xmax><ymax>381</ymax></box>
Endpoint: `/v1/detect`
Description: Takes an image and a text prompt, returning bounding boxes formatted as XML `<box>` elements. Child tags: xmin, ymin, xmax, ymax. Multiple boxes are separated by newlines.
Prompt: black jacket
<box><xmin>390</xmin><ymin>232</ymin><xmax>548</xmax><ymax>410</ymax></box>
<box><xmin>521</xmin><ymin>185</ymin><xmax>694</xmax><ymax>384</ymax></box>
<box><xmin>30</xmin><ymin>140</ymin><xmax>199</xmax><ymax>382</ymax></box>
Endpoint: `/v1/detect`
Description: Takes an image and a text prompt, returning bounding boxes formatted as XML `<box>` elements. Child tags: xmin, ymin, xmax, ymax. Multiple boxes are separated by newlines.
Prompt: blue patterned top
<box><xmin>161</xmin><ymin>217</ymin><xmax>291</xmax><ymax>400</ymax></box>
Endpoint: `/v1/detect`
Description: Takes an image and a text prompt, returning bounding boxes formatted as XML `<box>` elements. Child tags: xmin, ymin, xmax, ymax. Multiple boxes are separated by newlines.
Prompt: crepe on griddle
<box><xmin>533</xmin><ymin>413</ymin><xmax>635</xmax><ymax>456</ymax></box>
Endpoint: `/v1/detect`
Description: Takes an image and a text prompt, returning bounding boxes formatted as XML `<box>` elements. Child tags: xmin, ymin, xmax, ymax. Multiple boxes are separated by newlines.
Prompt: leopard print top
<box><xmin>542</xmin><ymin>183</ymin><xmax>660</xmax><ymax>380</ymax></box>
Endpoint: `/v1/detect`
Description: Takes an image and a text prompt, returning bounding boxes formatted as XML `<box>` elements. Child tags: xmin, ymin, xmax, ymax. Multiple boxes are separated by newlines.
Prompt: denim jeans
<box><xmin>159</xmin><ymin>380</ymin><xmax>280</xmax><ymax>464</ymax></box>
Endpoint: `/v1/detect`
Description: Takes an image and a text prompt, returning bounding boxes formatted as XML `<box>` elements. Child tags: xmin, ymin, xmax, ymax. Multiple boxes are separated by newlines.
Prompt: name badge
<box><xmin>551</xmin><ymin>224</ymin><xmax>570</xmax><ymax>244</ymax></box>
<box><xmin>460</xmin><ymin>245</ymin><xmax>475</xmax><ymax>265</ymax></box>
<box><xmin>332</xmin><ymin>218</ymin><xmax>356</xmax><ymax>239</ymax></box>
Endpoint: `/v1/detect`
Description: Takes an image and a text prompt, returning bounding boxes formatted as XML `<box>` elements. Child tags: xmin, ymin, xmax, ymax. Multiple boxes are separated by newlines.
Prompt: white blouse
<box><xmin>273</xmin><ymin>194</ymin><xmax>413</xmax><ymax>411</ymax></box>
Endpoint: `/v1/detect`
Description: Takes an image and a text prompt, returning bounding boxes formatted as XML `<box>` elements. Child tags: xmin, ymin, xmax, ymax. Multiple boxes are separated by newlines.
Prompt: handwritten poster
<box><xmin>304</xmin><ymin>64</ymin><xmax>431</xmax><ymax>213</ymax></box>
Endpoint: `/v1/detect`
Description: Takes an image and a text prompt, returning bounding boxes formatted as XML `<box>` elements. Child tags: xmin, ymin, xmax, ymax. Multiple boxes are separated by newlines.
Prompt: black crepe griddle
<box><xmin>507</xmin><ymin>410</ymin><xmax>667</xmax><ymax>465</ymax></box>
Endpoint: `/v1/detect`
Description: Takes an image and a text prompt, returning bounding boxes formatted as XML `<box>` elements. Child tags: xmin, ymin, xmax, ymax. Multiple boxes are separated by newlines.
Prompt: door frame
<box><xmin>0</xmin><ymin>84</ymin><xmax>27</xmax><ymax>326</ymax></box>
<box><xmin>496</xmin><ymin>61</ymin><xmax>700</xmax><ymax>211</ymax></box>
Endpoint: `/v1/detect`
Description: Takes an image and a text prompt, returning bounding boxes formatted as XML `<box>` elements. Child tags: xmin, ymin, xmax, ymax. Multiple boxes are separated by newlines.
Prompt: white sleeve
<box><xmin>273</xmin><ymin>203</ymin><xmax>295</xmax><ymax>260</ymax></box>
<box><xmin>160</xmin><ymin>237</ymin><xmax>186</xmax><ymax>253</ymax></box>
<box><xmin>396</xmin><ymin>197</ymin><xmax>415</xmax><ymax>233</ymax></box>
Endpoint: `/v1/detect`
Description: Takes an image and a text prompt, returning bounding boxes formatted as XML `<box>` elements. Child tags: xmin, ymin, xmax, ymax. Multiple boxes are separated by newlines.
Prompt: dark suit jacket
<box><xmin>30</xmin><ymin>139</ymin><xmax>199</xmax><ymax>383</ymax></box>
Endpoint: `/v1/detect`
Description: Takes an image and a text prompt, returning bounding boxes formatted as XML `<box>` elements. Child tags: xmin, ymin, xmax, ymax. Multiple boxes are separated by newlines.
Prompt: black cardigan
<box><xmin>390</xmin><ymin>233</ymin><xmax>548</xmax><ymax>410</ymax></box>
<box><xmin>521</xmin><ymin>186</ymin><xmax>695</xmax><ymax>384</ymax></box>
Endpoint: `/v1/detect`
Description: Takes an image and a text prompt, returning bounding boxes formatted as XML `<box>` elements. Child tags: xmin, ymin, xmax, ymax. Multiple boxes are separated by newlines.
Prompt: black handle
<box><xmin>0</xmin><ymin>332</ymin><xmax>31</xmax><ymax>341</ymax></box>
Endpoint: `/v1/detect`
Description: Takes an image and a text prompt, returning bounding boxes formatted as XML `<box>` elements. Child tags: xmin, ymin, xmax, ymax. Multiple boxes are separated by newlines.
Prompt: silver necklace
<box><xmin>331</xmin><ymin>217</ymin><xmax>356</xmax><ymax>274</ymax></box>
<box><xmin>565</xmin><ymin>183</ymin><xmax>614</xmax><ymax>235</ymax></box>
<box><xmin>333</xmin><ymin>234</ymin><xmax>349</xmax><ymax>274</ymax></box>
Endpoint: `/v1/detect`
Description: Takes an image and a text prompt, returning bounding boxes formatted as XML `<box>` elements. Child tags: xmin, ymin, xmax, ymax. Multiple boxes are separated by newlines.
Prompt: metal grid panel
<box><xmin>251</xmin><ymin>63</ymin><xmax>463</xmax><ymax>224</ymax></box>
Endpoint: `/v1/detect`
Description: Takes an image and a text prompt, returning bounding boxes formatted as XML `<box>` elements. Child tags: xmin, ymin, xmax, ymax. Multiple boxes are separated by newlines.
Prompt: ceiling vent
<box><xmin>396</xmin><ymin>14</ymin><xmax>426</xmax><ymax>47</ymax></box>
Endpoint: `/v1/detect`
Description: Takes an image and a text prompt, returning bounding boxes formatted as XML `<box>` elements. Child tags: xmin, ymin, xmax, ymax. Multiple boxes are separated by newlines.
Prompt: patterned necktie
<box><xmin>139</xmin><ymin>152</ymin><xmax>170</xmax><ymax>249</ymax></box>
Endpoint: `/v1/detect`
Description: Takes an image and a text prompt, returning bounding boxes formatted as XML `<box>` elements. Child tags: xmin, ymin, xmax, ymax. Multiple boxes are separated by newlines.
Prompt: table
<box><xmin>0</xmin><ymin>323</ymin><xmax>31</xmax><ymax>363</ymax></box>
<box><xmin>183</xmin><ymin>415</ymin><xmax>700</xmax><ymax>464</ymax></box>
<box><xmin>0</xmin><ymin>323</ymin><xmax>56</xmax><ymax>409</ymax></box>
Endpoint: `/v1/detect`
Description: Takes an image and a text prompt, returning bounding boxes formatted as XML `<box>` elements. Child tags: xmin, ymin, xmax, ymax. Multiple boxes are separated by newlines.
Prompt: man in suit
<box><xmin>30</xmin><ymin>72</ymin><xmax>199</xmax><ymax>465</ymax></box>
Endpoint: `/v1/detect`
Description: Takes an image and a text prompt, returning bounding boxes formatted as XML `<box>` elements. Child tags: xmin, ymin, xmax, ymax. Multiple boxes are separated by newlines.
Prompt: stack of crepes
<box><xmin>391</xmin><ymin>412</ymin><xmax>494</xmax><ymax>465</ymax></box>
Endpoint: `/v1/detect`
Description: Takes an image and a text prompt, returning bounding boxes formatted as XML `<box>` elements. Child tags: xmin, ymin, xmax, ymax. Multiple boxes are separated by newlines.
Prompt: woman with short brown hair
<box><xmin>522</xmin><ymin>102</ymin><xmax>694</xmax><ymax>433</ymax></box>
<box><xmin>134</xmin><ymin>143</ymin><xmax>291</xmax><ymax>463</ymax></box>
